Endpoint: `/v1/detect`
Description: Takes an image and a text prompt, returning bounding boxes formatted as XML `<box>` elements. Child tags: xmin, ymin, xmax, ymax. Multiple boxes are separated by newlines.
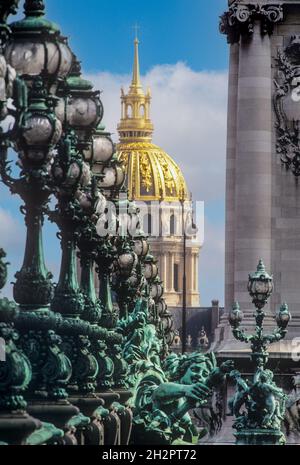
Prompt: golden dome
<box><xmin>117</xmin><ymin>37</ymin><xmax>189</xmax><ymax>202</ymax></box>
<box><xmin>117</xmin><ymin>141</ymin><xmax>189</xmax><ymax>202</ymax></box>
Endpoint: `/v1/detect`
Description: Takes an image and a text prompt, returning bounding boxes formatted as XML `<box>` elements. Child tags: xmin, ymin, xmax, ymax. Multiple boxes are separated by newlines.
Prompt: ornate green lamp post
<box><xmin>1</xmin><ymin>0</ymin><xmax>74</xmax><ymax>313</ymax></box>
<box><xmin>91</xmin><ymin>127</ymin><xmax>125</xmax><ymax>329</ymax></box>
<box><xmin>78</xmin><ymin>122</ymin><xmax>116</xmax><ymax>324</ymax></box>
<box><xmin>51</xmin><ymin>56</ymin><xmax>103</xmax><ymax>318</ymax></box>
<box><xmin>228</xmin><ymin>260</ymin><xmax>291</xmax><ymax>445</ymax></box>
<box><xmin>1</xmin><ymin>76</ymin><xmax>61</xmax><ymax>312</ymax></box>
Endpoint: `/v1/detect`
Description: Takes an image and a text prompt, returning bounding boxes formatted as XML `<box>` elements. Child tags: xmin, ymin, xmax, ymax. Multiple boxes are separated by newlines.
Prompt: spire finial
<box><xmin>117</xmin><ymin>32</ymin><xmax>154</xmax><ymax>143</ymax></box>
<box><xmin>132</xmin><ymin>24</ymin><xmax>141</xmax><ymax>88</ymax></box>
<box><xmin>24</xmin><ymin>0</ymin><xmax>45</xmax><ymax>17</ymax></box>
<box><xmin>134</xmin><ymin>23</ymin><xmax>140</xmax><ymax>41</ymax></box>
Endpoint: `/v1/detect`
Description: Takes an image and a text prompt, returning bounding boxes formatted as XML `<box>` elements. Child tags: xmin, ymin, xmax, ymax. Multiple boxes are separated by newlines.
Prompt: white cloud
<box><xmin>86</xmin><ymin>63</ymin><xmax>228</xmax><ymax>305</ymax></box>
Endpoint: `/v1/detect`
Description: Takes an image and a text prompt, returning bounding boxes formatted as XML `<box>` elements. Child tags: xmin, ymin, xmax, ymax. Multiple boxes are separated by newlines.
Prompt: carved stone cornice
<box><xmin>220</xmin><ymin>4</ymin><xmax>284</xmax><ymax>44</ymax></box>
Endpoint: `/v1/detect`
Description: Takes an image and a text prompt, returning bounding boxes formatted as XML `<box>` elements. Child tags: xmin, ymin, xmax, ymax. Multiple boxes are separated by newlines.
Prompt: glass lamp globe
<box><xmin>150</xmin><ymin>279</ymin><xmax>164</xmax><ymax>301</ymax></box>
<box><xmin>93</xmin><ymin>135</ymin><xmax>114</xmax><ymax>163</ymax></box>
<box><xmin>55</xmin><ymin>60</ymin><xmax>103</xmax><ymax>149</ymax></box>
<box><xmin>18</xmin><ymin>78</ymin><xmax>62</xmax><ymax>162</ymax></box>
<box><xmin>276</xmin><ymin>303</ymin><xmax>291</xmax><ymax>330</ymax></box>
<box><xmin>115</xmin><ymin>163</ymin><xmax>126</xmax><ymax>188</ymax></box>
<box><xmin>143</xmin><ymin>255</ymin><xmax>158</xmax><ymax>281</ymax></box>
<box><xmin>134</xmin><ymin>236</ymin><xmax>149</xmax><ymax>257</ymax></box>
<box><xmin>97</xmin><ymin>166</ymin><xmax>117</xmax><ymax>188</ymax></box>
<box><xmin>23</xmin><ymin>116</ymin><xmax>53</xmax><ymax>145</ymax></box>
<box><xmin>228</xmin><ymin>302</ymin><xmax>244</xmax><ymax>328</ymax></box>
<box><xmin>161</xmin><ymin>311</ymin><xmax>173</xmax><ymax>332</ymax></box>
<box><xmin>5</xmin><ymin>0</ymin><xmax>73</xmax><ymax>90</ymax></box>
<box><xmin>84</xmin><ymin>124</ymin><xmax>115</xmax><ymax>166</ymax></box>
<box><xmin>118</xmin><ymin>252</ymin><xmax>136</xmax><ymax>277</ymax></box>
<box><xmin>156</xmin><ymin>299</ymin><xmax>167</xmax><ymax>316</ymax></box>
<box><xmin>247</xmin><ymin>260</ymin><xmax>273</xmax><ymax>310</ymax></box>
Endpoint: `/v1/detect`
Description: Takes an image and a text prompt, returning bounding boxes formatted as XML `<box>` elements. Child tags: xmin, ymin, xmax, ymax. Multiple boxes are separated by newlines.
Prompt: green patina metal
<box><xmin>228</xmin><ymin>260</ymin><xmax>291</xmax><ymax>446</ymax></box>
<box><xmin>9</xmin><ymin>0</ymin><xmax>60</xmax><ymax>34</ymax></box>
<box><xmin>26</xmin><ymin>421</ymin><xmax>64</xmax><ymax>445</ymax></box>
<box><xmin>0</xmin><ymin>249</ymin><xmax>32</xmax><ymax>411</ymax></box>
<box><xmin>117</xmin><ymin>291</ymin><xmax>233</xmax><ymax>445</ymax></box>
<box><xmin>0</xmin><ymin>77</ymin><xmax>58</xmax><ymax>311</ymax></box>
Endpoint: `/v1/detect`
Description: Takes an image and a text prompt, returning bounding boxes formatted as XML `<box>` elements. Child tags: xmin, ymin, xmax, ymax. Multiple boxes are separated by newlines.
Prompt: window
<box><xmin>174</xmin><ymin>263</ymin><xmax>179</xmax><ymax>292</ymax></box>
<box><xmin>143</xmin><ymin>213</ymin><xmax>152</xmax><ymax>236</ymax></box>
<box><xmin>170</xmin><ymin>214</ymin><xmax>176</xmax><ymax>236</ymax></box>
<box><xmin>126</xmin><ymin>105</ymin><xmax>133</xmax><ymax>118</ymax></box>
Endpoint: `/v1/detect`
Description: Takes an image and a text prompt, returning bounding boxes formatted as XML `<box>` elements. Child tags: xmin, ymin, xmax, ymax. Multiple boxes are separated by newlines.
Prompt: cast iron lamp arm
<box><xmin>263</xmin><ymin>327</ymin><xmax>287</xmax><ymax>344</ymax></box>
<box><xmin>232</xmin><ymin>327</ymin><xmax>253</xmax><ymax>344</ymax></box>
<box><xmin>0</xmin><ymin>142</ymin><xmax>24</xmax><ymax>189</ymax></box>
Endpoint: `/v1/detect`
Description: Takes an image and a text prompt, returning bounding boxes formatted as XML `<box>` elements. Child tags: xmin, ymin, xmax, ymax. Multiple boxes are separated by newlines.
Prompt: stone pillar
<box><xmin>193</xmin><ymin>254</ymin><xmax>197</xmax><ymax>292</ymax></box>
<box><xmin>234</xmin><ymin>22</ymin><xmax>272</xmax><ymax>312</ymax></box>
<box><xmin>225</xmin><ymin>43</ymin><xmax>239</xmax><ymax>312</ymax></box>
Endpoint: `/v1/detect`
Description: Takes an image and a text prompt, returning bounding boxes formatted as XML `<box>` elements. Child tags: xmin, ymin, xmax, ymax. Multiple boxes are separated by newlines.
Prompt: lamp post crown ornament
<box><xmin>24</xmin><ymin>0</ymin><xmax>45</xmax><ymax>17</ymax></box>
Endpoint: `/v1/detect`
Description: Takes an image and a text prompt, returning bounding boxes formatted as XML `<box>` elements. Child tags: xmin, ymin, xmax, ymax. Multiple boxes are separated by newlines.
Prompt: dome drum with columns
<box><xmin>117</xmin><ymin>37</ymin><xmax>200</xmax><ymax>308</ymax></box>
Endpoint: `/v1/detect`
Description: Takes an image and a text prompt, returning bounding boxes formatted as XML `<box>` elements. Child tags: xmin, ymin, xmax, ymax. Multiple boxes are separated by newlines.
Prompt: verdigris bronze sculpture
<box><xmin>119</xmin><ymin>293</ymin><xmax>234</xmax><ymax>444</ymax></box>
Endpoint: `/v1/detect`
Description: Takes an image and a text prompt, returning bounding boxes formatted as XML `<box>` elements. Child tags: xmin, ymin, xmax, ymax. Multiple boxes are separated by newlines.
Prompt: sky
<box><xmin>0</xmin><ymin>0</ymin><xmax>229</xmax><ymax>306</ymax></box>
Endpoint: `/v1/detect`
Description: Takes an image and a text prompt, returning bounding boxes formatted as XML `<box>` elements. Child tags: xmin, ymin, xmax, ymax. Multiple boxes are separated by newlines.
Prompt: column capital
<box><xmin>220</xmin><ymin>3</ymin><xmax>284</xmax><ymax>44</ymax></box>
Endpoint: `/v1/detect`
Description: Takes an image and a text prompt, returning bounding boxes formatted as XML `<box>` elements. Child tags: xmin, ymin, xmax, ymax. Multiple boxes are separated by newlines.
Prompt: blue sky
<box><xmin>1</xmin><ymin>0</ymin><xmax>229</xmax><ymax>306</ymax></box>
<box><xmin>45</xmin><ymin>0</ymin><xmax>228</xmax><ymax>74</ymax></box>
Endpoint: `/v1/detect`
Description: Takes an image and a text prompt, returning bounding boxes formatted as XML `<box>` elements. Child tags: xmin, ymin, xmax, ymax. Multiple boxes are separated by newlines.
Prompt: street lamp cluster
<box><xmin>0</xmin><ymin>0</ymin><xmax>174</xmax><ymax>446</ymax></box>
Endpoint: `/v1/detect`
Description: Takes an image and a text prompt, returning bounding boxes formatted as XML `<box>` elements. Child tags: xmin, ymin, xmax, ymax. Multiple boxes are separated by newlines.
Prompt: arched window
<box><xmin>143</xmin><ymin>213</ymin><xmax>152</xmax><ymax>236</ymax></box>
<box><xmin>140</xmin><ymin>104</ymin><xmax>145</xmax><ymax>117</ymax></box>
<box><xmin>126</xmin><ymin>104</ymin><xmax>133</xmax><ymax>118</ymax></box>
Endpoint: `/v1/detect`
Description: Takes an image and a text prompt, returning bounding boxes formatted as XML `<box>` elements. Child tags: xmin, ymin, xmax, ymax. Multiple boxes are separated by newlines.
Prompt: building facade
<box><xmin>117</xmin><ymin>37</ymin><xmax>201</xmax><ymax>308</ymax></box>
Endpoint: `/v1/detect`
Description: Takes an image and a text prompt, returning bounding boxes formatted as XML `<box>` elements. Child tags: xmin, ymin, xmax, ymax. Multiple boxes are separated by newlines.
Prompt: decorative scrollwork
<box><xmin>0</xmin><ymin>322</ymin><xmax>32</xmax><ymax>411</ymax></box>
<box><xmin>19</xmin><ymin>329</ymin><xmax>72</xmax><ymax>400</ymax></box>
<box><xmin>273</xmin><ymin>42</ymin><xmax>300</xmax><ymax>176</ymax></box>
<box><xmin>220</xmin><ymin>4</ymin><xmax>283</xmax><ymax>44</ymax></box>
<box><xmin>61</xmin><ymin>335</ymin><xmax>98</xmax><ymax>395</ymax></box>
<box><xmin>0</xmin><ymin>0</ymin><xmax>19</xmax><ymax>23</ymax></box>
